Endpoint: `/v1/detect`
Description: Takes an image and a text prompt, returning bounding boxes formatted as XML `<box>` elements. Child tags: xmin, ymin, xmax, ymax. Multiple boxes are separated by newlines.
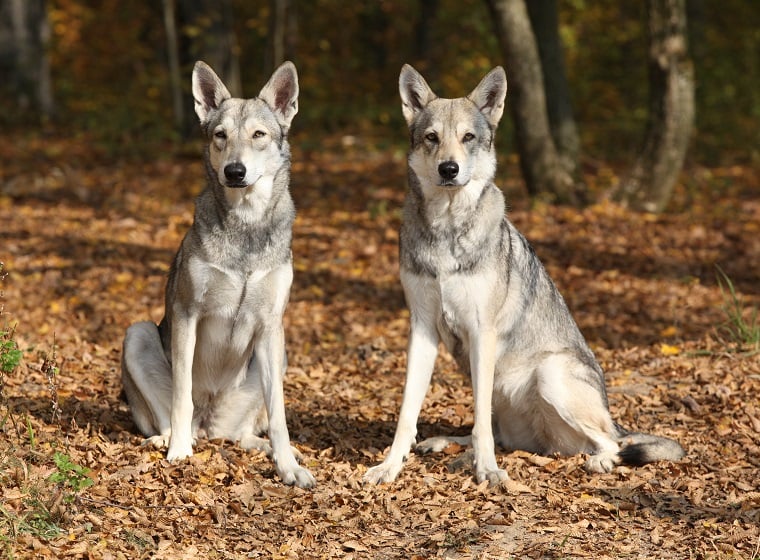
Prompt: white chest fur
<box><xmin>402</xmin><ymin>266</ymin><xmax>498</xmax><ymax>347</ymax></box>
<box><xmin>191</xmin><ymin>261</ymin><xmax>292</xmax><ymax>393</ymax></box>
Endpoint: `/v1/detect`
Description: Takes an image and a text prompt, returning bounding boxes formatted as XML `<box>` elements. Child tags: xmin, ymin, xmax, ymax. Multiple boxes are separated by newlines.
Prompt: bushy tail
<box><xmin>616</xmin><ymin>430</ymin><xmax>686</xmax><ymax>466</ymax></box>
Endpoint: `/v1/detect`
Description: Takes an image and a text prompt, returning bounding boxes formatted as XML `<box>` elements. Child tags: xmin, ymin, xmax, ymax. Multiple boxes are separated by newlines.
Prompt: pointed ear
<box><xmin>192</xmin><ymin>61</ymin><xmax>232</xmax><ymax>125</ymax></box>
<box><xmin>399</xmin><ymin>64</ymin><xmax>438</xmax><ymax>126</ymax></box>
<box><xmin>258</xmin><ymin>61</ymin><xmax>299</xmax><ymax>130</ymax></box>
<box><xmin>467</xmin><ymin>66</ymin><xmax>508</xmax><ymax>128</ymax></box>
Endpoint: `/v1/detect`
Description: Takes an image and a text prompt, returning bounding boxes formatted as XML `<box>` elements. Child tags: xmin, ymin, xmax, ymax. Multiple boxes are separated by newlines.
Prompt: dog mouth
<box><xmin>437</xmin><ymin>179</ymin><xmax>463</xmax><ymax>188</ymax></box>
<box><xmin>223</xmin><ymin>174</ymin><xmax>260</xmax><ymax>189</ymax></box>
<box><xmin>224</xmin><ymin>180</ymin><xmax>250</xmax><ymax>189</ymax></box>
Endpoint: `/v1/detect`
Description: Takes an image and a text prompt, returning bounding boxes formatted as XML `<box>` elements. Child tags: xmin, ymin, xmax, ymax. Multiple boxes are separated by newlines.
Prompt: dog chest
<box><xmin>200</xmin><ymin>265</ymin><xmax>263</xmax><ymax>315</ymax></box>
<box><xmin>403</xmin><ymin>268</ymin><xmax>498</xmax><ymax>349</ymax></box>
<box><xmin>443</xmin><ymin>270</ymin><xmax>498</xmax><ymax>331</ymax></box>
<box><xmin>192</xmin><ymin>262</ymin><xmax>291</xmax><ymax>359</ymax></box>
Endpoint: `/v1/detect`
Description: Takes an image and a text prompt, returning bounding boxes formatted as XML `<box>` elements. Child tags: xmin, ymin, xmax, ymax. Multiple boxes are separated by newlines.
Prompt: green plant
<box><xmin>0</xmin><ymin>329</ymin><xmax>22</xmax><ymax>374</ymax></box>
<box><xmin>25</xmin><ymin>416</ymin><xmax>36</xmax><ymax>450</ymax></box>
<box><xmin>716</xmin><ymin>266</ymin><xmax>760</xmax><ymax>352</ymax></box>
<box><xmin>48</xmin><ymin>452</ymin><xmax>94</xmax><ymax>501</ymax></box>
<box><xmin>1</xmin><ymin>264</ymin><xmax>23</xmax><ymax>377</ymax></box>
<box><xmin>1</xmin><ymin>262</ymin><xmax>23</xmax><ymax>435</ymax></box>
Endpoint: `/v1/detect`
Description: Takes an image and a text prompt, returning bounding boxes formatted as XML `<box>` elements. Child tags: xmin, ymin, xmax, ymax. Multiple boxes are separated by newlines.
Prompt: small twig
<box><xmin>42</xmin><ymin>337</ymin><xmax>62</xmax><ymax>426</ymax></box>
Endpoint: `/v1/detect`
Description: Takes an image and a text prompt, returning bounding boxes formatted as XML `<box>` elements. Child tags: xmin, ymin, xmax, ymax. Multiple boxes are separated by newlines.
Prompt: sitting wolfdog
<box><xmin>122</xmin><ymin>61</ymin><xmax>315</xmax><ymax>488</ymax></box>
<box><xmin>364</xmin><ymin>64</ymin><xmax>684</xmax><ymax>485</ymax></box>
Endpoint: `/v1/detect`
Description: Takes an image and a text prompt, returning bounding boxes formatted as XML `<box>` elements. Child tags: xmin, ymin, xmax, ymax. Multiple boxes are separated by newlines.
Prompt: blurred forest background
<box><xmin>1</xmin><ymin>0</ymin><xmax>758</xmax><ymax>182</ymax></box>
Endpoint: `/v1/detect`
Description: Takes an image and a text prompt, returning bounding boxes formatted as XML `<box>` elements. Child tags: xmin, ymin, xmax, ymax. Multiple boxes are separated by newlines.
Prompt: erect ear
<box><xmin>258</xmin><ymin>61</ymin><xmax>299</xmax><ymax>130</ymax></box>
<box><xmin>467</xmin><ymin>66</ymin><xmax>508</xmax><ymax>128</ymax></box>
<box><xmin>192</xmin><ymin>61</ymin><xmax>232</xmax><ymax>125</ymax></box>
<box><xmin>399</xmin><ymin>64</ymin><xmax>438</xmax><ymax>126</ymax></box>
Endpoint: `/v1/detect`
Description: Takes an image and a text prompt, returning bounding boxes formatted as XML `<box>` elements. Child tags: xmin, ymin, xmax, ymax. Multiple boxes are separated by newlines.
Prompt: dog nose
<box><xmin>224</xmin><ymin>162</ymin><xmax>247</xmax><ymax>183</ymax></box>
<box><xmin>438</xmin><ymin>161</ymin><xmax>459</xmax><ymax>181</ymax></box>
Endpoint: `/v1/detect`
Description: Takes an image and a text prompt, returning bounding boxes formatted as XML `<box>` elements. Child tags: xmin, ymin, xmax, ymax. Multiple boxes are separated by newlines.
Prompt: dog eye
<box><xmin>425</xmin><ymin>132</ymin><xmax>439</xmax><ymax>143</ymax></box>
<box><xmin>252</xmin><ymin>130</ymin><xmax>266</xmax><ymax>139</ymax></box>
<box><xmin>463</xmin><ymin>133</ymin><xmax>475</xmax><ymax>142</ymax></box>
<box><xmin>214</xmin><ymin>130</ymin><xmax>227</xmax><ymax>140</ymax></box>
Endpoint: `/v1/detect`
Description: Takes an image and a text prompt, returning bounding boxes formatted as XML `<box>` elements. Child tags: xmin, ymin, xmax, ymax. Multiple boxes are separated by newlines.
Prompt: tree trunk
<box><xmin>526</xmin><ymin>0</ymin><xmax>579</xmax><ymax>174</ymax></box>
<box><xmin>162</xmin><ymin>0</ymin><xmax>184</xmax><ymax>132</ymax></box>
<box><xmin>266</xmin><ymin>0</ymin><xmax>297</xmax><ymax>71</ymax></box>
<box><xmin>413</xmin><ymin>0</ymin><xmax>439</xmax><ymax>64</ymax></box>
<box><xmin>486</xmin><ymin>0</ymin><xmax>581</xmax><ymax>205</ymax></box>
<box><xmin>177</xmin><ymin>0</ymin><xmax>241</xmax><ymax>92</ymax></box>
<box><xmin>614</xmin><ymin>0</ymin><xmax>694</xmax><ymax>213</ymax></box>
<box><xmin>268</xmin><ymin>0</ymin><xmax>287</xmax><ymax>68</ymax></box>
<box><xmin>176</xmin><ymin>0</ymin><xmax>241</xmax><ymax>136</ymax></box>
<box><xmin>0</xmin><ymin>0</ymin><xmax>54</xmax><ymax>118</ymax></box>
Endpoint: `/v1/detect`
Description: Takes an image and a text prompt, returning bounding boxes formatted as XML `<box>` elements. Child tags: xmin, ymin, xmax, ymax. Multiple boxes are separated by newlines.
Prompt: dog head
<box><xmin>192</xmin><ymin>61</ymin><xmax>299</xmax><ymax>189</ymax></box>
<box><xmin>399</xmin><ymin>64</ymin><xmax>507</xmax><ymax>189</ymax></box>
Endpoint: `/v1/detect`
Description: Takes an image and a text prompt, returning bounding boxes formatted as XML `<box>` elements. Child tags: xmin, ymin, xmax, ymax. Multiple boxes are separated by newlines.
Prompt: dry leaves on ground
<box><xmin>1</xmin><ymin>135</ymin><xmax>759</xmax><ymax>559</ymax></box>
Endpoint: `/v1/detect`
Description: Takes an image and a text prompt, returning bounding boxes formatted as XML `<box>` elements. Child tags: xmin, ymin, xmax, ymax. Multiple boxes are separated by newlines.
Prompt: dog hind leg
<box><xmin>533</xmin><ymin>353</ymin><xmax>622</xmax><ymax>473</ymax></box>
<box><xmin>122</xmin><ymin>321</ymin><xmax>174</xmax><ymax>448</ymax></box>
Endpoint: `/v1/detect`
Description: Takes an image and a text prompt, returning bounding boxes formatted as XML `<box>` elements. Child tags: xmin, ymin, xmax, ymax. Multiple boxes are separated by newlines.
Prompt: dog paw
<box><xmin>416</xmin><ymin>435</ymin><xmax>471</xmax><ymax>454</ymax></box>
<box><xmin>141</xmin><ymin>434</ymin><xmax>170</xmax><ymax>449</ymax></box>
<box><xmin>239</xmin><ymin>435</ymin><xmax>274</xmax><ymax>456</ymax></box>
<box><xmin>166</xmin><ymin>441</ymin><xmax>194</xmax><ymax>462</ymax></box>
<box><xmin>476</xmin><ymin>467</ymin><xmax>509</xmax><ymax>486</ymax></box>
<box><xmin>416</xmin><ymin>436</ymin><xmax>452</xmax><ymax>454</ymax></box>
<box><xmin>584</xmin><ymin>452</ymin><xmax>618</xmax><ymax>473</ymax></box>
<box><xmin>279</xmin><ymin>466</ymin><xmax>316</xmax><ymax>489</ymax></box>
<box><xmin>363</xmin><ymin>461</ymin><xmax>402</xmax><ymax>485</ymax></box>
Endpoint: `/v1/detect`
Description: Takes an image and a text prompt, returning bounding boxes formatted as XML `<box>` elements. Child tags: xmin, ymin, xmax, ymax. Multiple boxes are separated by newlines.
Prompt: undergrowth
<box><xmin>0</xmin><ymin>263</ymin><xmax>93</xmax><ymax>557</ymax></box>
<box><xmin>716</xmin><ymin>266</ymin><xmax>760</xmax><ymax>353</ymax></box>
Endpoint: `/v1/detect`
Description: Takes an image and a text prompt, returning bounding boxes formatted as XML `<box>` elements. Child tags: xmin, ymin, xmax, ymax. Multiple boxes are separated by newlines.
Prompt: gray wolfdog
<box><xmin>122</xmin><ymin>61</ymin><xmax>315</xmax><ymax>488</ymax></box>
<box><xmin>364</xmin><ymin>64</ymin><xmax>684</xmax><ymax>485</ymax></box>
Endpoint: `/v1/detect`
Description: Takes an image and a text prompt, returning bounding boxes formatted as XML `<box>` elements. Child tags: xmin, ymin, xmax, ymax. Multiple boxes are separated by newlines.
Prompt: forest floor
<box><xmin>1</xmin><ymin>133</ymin><xmax>759</xmax><ymax>559</ymax></box>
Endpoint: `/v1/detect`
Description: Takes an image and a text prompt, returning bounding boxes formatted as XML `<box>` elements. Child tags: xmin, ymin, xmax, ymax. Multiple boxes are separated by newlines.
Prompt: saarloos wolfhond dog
<box><xmin>364</xmin><ymin>64</ymin><xmax>684</xmax><ymax>486</ymax></box>
<box><xmin>122</xmin><ymin>61</ymin><xmax>315</xmax><ymax>488</ymax></box>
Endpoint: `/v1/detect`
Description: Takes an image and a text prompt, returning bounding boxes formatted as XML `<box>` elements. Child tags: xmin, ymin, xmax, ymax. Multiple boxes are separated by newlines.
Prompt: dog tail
<box><xmin>615</xmin><ymin>428</ymin><xmax>686</xmax><ymax>466</ymax></box>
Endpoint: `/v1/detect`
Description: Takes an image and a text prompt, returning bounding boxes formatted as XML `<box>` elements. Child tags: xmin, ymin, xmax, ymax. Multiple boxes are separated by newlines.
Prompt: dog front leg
<box><xmin>364</xmin><ymin>318</ymin><xmax>439</xmax><ymax>484</ymax></box>
<box><xmin>166</xmin><ymin>312</ymin><xmax>197</xmax><ymax>461</ymax></box>
<box><xmin>470</xmin><ymin>328</ymin><xmax>508</xmax><ymax>485</ymax></box>
<box><xmin>256</xmin><ymin>325</ymin><xmax>316</xmax><ymax>489</ymax></box>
